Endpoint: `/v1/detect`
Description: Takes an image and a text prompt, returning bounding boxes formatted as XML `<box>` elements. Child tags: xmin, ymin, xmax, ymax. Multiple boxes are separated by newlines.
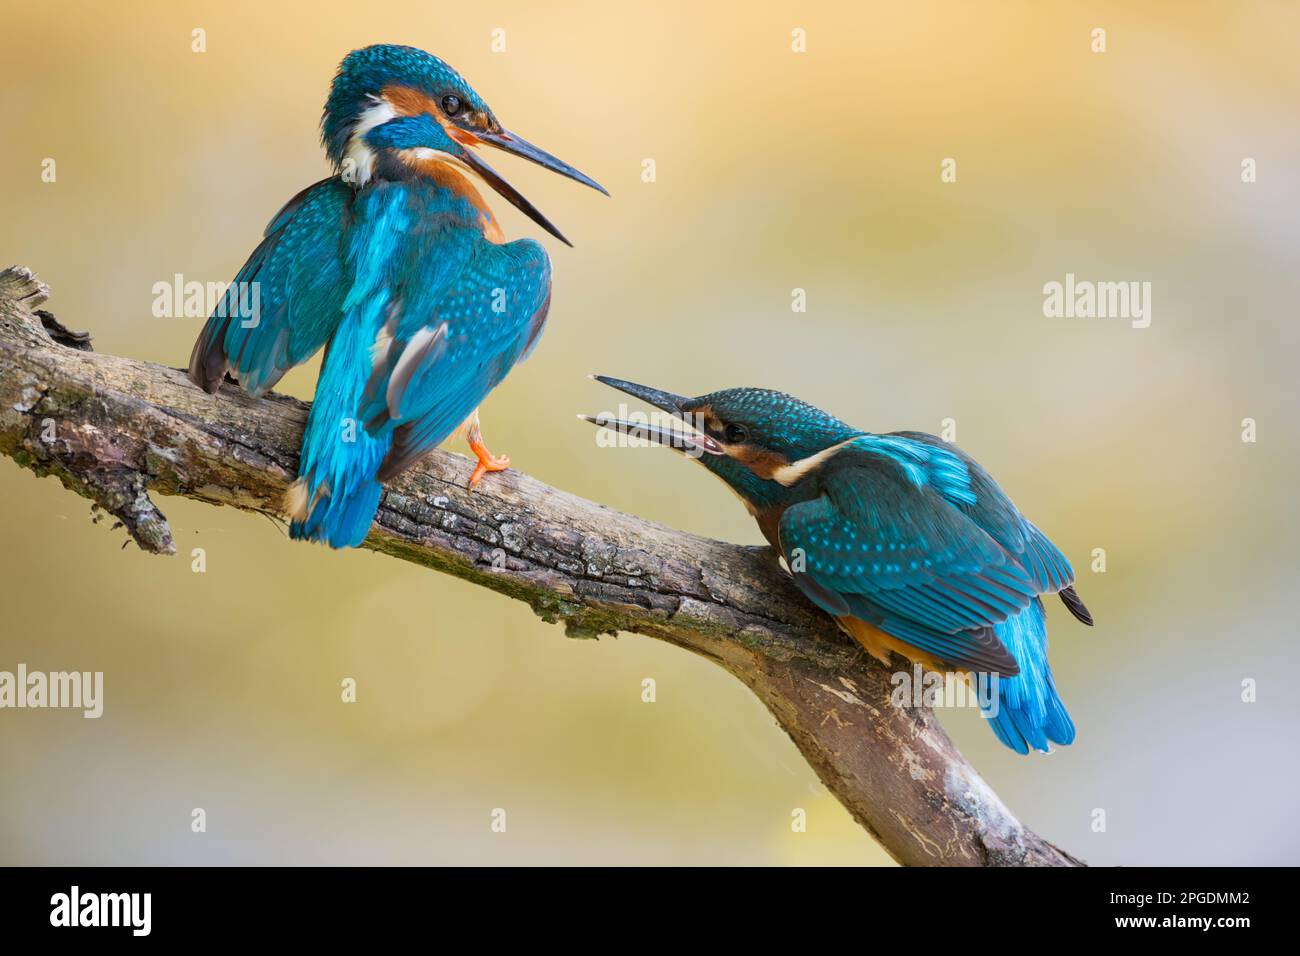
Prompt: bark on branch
<box><xmin>0</xmin><ymin>265</ymin><xmax>1082</xmax><ymax>867</ymax></box>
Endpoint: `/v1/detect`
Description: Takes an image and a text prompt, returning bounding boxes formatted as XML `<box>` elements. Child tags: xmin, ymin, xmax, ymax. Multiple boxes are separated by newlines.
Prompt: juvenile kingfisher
<box><xmin>584</xmin><ymin>377</ymin><xmax>1093</xmax><ymax>755</ymax></box>
<box><xmin>188</xmin><ymin>44</ymin><xmax>606</xmax><ymax>547</ymax></box>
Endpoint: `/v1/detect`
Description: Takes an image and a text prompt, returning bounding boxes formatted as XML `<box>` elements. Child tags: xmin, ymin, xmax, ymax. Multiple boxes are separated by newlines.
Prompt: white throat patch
<box><xmin>342</xmin><ymin>97</ymin><xmax>397</xmax><ymax>187</ymax></box>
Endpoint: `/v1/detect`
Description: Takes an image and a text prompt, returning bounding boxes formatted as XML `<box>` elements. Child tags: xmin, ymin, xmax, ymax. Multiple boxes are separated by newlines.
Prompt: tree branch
<box><xmin>0</xmin><ymin>265</ymin><xmax>1083</xmax><ymax>867</ymax></box>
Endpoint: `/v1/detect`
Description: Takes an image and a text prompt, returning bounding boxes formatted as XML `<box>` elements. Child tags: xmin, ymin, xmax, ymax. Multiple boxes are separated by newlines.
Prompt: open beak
<box><xmin>580</xmin><ymin>375</ymin><xmax>724</xmax><ymax>458</ymax></box>
<box><xmin>459</xmin><ymin>128</ymin><xmax>607</xmax><ymax>248</ymax></box>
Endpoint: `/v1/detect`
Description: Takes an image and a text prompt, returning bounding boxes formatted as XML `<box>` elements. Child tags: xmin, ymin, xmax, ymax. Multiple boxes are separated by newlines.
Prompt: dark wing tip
<box><xmin>967</xmin><ymin>626</ymin><xmax>1021</xmax><ymax>678</ymax></box>
<box><xmin>187</xmin><ymin>327</ymin><xmax>229</xmax><ymax>394</ymax></box>
<box><xmin>376</xmin><ymin>422</ymin><xmax>421</xmax><ymax>483</ymax></box>
<box><xmin>1059</xmin><ymin>586</ymin><xmax>1094</xmax><ymax>626</ymax></box>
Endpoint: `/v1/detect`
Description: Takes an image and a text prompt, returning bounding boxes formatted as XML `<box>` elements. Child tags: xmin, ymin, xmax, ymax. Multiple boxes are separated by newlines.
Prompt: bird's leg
<box><xmin>463</xmin><ymin>409</ymin><xmax>510</xmax><ymax>490</ymax></box>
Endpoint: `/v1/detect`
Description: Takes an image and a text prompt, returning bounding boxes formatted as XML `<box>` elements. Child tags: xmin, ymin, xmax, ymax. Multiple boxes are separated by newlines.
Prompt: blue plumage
<box><xmin>188</xmin><ymin>44</ymin><xmax>604</xmax><ymax>547</ymax></box>
<box><xmin>586</xmin><ymin>380</ymin><xmax>1093</xmax><ymax>755</ymax></box>
<box><xmin>986</xmin><ymin>599</ymin><xmax>1075</xmax><ymax>754</ymax></box>
<box><xmin>288</xmin><ymin>181</ymin><xmax>551</xmax><ymax>547</ymax></box>
<box><xmin>189</xmin><ymin>178</ymin><xmax>352</xmax><ymax>396</ymax></box>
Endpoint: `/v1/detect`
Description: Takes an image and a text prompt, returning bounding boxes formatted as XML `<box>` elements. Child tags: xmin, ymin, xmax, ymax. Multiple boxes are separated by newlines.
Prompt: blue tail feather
<box><xmin>289</xmin><ymin>375</ymin><xmax>392</xmax><ymax>549</ymax></box>
<box><xmin>290</xmin><ymin>478</ymin><xmax>383</xmax><ymax>549</ymax></box>
<box><xmin>982</xmin><ymin>597</ymin><xmax>1075</xmax><ymax>754</ymax></box>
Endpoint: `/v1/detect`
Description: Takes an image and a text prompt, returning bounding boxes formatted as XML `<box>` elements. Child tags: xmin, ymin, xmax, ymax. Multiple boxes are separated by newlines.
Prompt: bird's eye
<box><xmin>441</xmin><ymin>94</ymin><xmax>463</xmax><ymax>116</ymax></box>
<box><xmin>724</xmin><ymin>423</ymin><xmax>750</xmax><ymax>444</ymax></box>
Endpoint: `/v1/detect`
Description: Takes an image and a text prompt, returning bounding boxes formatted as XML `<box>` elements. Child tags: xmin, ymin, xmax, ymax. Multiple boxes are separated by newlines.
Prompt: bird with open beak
<box><xmin>188</xmin><ymin>44</ymin><xmax>606</xmax><ymax>547</ymax></box>
<box><xmin>583</xmin><ymin>375</ymin><xmax>1092</xmax><ymax>755</ymax></box>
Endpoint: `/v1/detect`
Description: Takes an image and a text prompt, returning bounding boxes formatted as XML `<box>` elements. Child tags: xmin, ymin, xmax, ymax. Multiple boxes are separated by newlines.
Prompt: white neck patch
<box><xmin>341</xmin><ymin>97</ymin><xmax>396</xmax><ymax>187</ymax></box>
<box><xmin>769</xmin><ymin>437</ymin><xmax>858</xmax><ymax>486</ymax></box>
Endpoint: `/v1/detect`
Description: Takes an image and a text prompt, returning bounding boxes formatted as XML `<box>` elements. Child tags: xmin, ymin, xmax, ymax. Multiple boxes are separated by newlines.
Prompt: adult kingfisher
<box><xmin>583</xmin><ymin>377</ymin><xmax>1093</xmax><ymax>755</ymax></box>
<box><xmin>187</xmin><ymin>44</ymin><xmax>606</xmax><ymax>547</ymax></box>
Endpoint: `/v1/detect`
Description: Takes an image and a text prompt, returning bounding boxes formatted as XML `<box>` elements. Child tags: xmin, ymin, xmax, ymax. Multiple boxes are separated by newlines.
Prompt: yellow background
<box><xmin>2</xmin><ymin>1</ymin><xmax>1298</xmax><ymax>864</ymax></box>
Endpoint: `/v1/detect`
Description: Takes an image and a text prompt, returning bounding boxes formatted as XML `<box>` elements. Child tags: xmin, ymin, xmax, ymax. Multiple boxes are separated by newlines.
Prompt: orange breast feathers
<box><xmin>836</xmin><ymin>615</ymin><xmax>947</xmax><ymax>672</ymax></box>
<box><xmin>381</xmin><ymin>84</ymin><xmax>505</xmax><ymax>243</ymax></box>
<box><xmin>402</xmin><ymin>159</ymin><xmax>505</xmax><ymax>243</ymax></box>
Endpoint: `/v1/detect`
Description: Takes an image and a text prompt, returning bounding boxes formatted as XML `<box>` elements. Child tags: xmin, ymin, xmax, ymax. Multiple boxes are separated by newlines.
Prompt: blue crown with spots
<box><xmin>686</xmin><ymin>387</ymin><xmax>863</xmax><ymax>459</ymax></box>
<box><xmin>321</xmin><ymin>45</ymin><xmax>491</xmax><ymax>167</ymax></box>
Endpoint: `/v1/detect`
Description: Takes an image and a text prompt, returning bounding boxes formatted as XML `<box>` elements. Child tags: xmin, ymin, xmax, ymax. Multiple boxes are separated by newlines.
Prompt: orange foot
<box><xmin>467</xmin><ymin>436</ymin><xmax>510</xmax><ymax>491</ymax></box>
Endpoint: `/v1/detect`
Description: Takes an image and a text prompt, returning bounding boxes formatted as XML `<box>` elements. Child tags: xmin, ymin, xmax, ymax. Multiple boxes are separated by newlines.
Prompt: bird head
<box><xmin>322</xmin><ymin>44</ymin><xmax>606</xmax><ymax>244</ymax></box>
<box><xmin>584</xmin><ymin>376</ymin><xmax>864</xmax><ymax>508</ymax></box>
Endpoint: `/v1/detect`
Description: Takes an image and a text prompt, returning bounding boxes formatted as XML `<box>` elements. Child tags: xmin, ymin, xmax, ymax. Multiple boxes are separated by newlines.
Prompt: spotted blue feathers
<box><xmin>289</xmin><ymin>180</ymin><xmax>551</xmax><ymax>547</ymax></box>
<box><xmin>587</xmin><ymin>381</ymin><xmax>1091</xmax><ymax>756</ymax></box>
<box><xmin>188</xmin><ymin>178</ymin><xmax>352</xmax><ymax>396</ymax></box>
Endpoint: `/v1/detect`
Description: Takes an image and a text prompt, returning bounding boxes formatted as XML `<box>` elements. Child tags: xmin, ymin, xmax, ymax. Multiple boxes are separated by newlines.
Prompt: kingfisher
<box><xmin>187</xmin><ymin>44</ymin><xmax>606</xmax><ymax>547</ymax></box>
<box><xmin>583</xmin><ymin>377</ymin><xmax>1093</xmax><ymax>755</ymax></box>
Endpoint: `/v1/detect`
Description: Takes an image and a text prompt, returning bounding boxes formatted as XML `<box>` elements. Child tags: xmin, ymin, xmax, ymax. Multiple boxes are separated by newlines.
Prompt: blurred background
<box><xmin>2</xmin><ymin>1</ymin><xmax>1298</xmax><ymax>865</ymax></box>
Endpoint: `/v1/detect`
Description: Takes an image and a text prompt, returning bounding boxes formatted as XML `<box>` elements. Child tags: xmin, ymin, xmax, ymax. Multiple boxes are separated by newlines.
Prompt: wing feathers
<box><xmin>1059</xmin><ymin>585</ymin><xmax>1094</xmax><ymax>625</ymax></box>
<box><xmin>778</xmin><ymin>438</ymin><xmax>1087</xmax><ymax>677</ymax></box>
<box><xmin>187</xmin><ymin>177</ymin><xmax>351</xmax><ymax>397</ymax></box>
<box><xmin>779</xmin><ymin>450</ymin><xmax>1038</xmax><ymax>675</ymax></box>
<box><xmin>368</xmin><ymin>238</ymin><xmax>552</xmax><ymax>482</ymax></box>
<box><xmin>386</xmin><ymin>322</ymin><xmax>448</xmax><ymax>420</ymax></box>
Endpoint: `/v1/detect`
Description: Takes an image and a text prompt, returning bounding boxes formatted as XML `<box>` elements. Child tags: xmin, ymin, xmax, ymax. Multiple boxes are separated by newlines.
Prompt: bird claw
<box><xmin>467</xmin><ymin>449</ymin><xmax>510</xmax><ymax>490</ymax></box>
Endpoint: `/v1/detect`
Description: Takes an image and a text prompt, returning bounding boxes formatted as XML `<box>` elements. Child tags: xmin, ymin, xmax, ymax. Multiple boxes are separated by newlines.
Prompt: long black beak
<box><xmin>581</xmin><ymin>375</ymin><xmax>723</xmax><ymax>458</ymax></box>
<box><xmin>461</xmin><ymin>128</ymin><xmax>607</xmax><ymax>247</ymax></box>
<box><xmin>591</xmin><ymin>376</ymin><xmax>690</xmax><ymax>415</ymax></box>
